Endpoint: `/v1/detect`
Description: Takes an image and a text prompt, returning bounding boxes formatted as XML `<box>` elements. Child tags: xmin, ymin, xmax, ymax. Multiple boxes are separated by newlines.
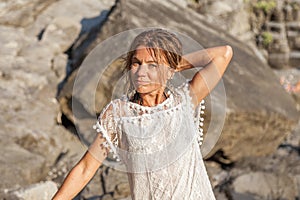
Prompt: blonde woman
<box><xmin>52</xmin><ymin>28</ymin><xmax>233</xmax><ymax>200</ymax></box>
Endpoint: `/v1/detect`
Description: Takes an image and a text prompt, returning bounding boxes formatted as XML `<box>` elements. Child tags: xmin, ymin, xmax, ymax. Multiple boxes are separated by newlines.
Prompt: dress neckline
<box><xmin>126</xmin><ymin>93</ymin><xmax>174</xmax><ymax>110</ymax></box>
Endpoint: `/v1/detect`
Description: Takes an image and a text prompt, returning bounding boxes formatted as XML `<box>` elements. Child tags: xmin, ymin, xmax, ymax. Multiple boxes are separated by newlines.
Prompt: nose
<box><xmin>136</xmin><ymin>63</ymin><xmax>148</xmax><ymax>76</ymax></box>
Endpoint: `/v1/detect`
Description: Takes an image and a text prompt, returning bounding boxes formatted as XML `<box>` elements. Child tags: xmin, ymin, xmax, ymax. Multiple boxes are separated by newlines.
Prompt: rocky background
<box><xmin>0</xmin><ymin>0</ymin><xmax>300</xmax><ymax>199</ymax></box>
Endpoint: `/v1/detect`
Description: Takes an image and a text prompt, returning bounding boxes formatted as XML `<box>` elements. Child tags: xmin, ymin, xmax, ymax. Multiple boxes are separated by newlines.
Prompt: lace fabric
<box><xmin>89</xmin><ymin>82</ymin><xmax>215</xmax><ymax>199</ymax></box>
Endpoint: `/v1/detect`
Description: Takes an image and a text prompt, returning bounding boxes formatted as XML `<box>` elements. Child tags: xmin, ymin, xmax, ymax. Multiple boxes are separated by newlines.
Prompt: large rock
<box><xmin>189</xmin><ymin>0</ymin><xmax>253</xmax><ymax>44</ymax></box>
<box><xmin>59</xmin><ymin>0</ymin><xmax>299</xmax><ymax>162</ymax></box>
<box><xmin>24</xmin><ymin>0</ymin><xmax>115</xmax><ymax>42</ymax></box>
<box><xmin>12</xmin><ymin>181</ymin><xmax>57</xmax><ymax>200</ymax></box>
<box><xmin>0</xmin><ymin>0</ymin><xmax>57</xmax><ymax>27</ymax></box>
<box><xmin>0</xmin><ymin>142</ymin><xmax>46</xmax><ymax>189</ymax></box>
<box><xmin>0</xmin><ymin>0</ymin><xmax>115</xmax><ymax>195</ymax></box>
<box><xmin>0</xmin><ymin>71</ymin><xmax>71</xmax><ymax>189</ymax></box>
<box><xmin>0</xmin><ymin>26</ymin><xmax>27</xmax><ymax>57</ymax></box>
<box><xmin>232</xmin><ymin>172</ymin><xmax>296</xmax><ymax>200</ymax></box>
<box><xmin>41</xmin><ymin>17</ymin><xmax>81</xmax><ymax>53</ymax></box>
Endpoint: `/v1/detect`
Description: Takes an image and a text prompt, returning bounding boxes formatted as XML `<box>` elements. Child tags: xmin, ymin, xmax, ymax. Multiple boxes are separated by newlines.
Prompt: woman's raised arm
<box><xmin>177</xmin><ymin>45</ymin><xmax>233</xmax><ymax>106</ymax></box>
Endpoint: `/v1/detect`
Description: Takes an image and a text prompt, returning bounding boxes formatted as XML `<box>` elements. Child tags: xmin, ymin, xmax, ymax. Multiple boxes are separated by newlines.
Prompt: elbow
<box><xmin>224</xmin><ymin>45</ymin><xmax>233</xmax><ymax>60</ymax></box>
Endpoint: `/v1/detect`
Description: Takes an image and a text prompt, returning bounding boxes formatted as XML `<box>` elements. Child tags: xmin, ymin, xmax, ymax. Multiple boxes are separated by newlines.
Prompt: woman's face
<box><xmin>130</xmin><ymin>46</ymin><xmax>173</xmax><ymax>94</ymax></box>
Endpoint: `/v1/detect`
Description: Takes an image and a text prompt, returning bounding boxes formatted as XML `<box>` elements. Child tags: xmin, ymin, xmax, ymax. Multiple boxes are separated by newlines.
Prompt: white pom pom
<box><xmin>103</xmin><ymin>142</ymin><xmax>109</xmax><ymax>148</ymax></box>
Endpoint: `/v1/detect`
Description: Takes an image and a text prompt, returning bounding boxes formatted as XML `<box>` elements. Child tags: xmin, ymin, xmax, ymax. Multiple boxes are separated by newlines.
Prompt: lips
<box><xmin>135</xmin><ymin>80</ymin><xmax>149</xmax><ymax>86</ymax></box>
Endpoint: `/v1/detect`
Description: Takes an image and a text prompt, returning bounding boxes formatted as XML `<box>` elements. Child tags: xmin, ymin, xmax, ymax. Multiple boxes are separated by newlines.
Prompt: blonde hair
<box><xmin>124</xmin><ymin>29</ymin><xmax>182</xmax><ymax>70</ymax></box>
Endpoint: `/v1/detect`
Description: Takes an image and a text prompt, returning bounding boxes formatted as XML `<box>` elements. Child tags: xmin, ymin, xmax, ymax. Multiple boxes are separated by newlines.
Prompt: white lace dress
<box><xmin>89</xmin><ymin>83</ymin><xmax>216</xmax><ymax>200</ymax></box>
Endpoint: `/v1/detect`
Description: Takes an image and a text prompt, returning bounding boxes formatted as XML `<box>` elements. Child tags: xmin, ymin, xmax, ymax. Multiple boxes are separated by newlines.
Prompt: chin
<box><xmin>135</xmin><ymin>85</ymin><xmax>163</xmax><ymax>94</ymax></box>
<box><xmin>136</xmin><ymin>88</ymin><xmax>153</xmax><ymax>94</ymax></box>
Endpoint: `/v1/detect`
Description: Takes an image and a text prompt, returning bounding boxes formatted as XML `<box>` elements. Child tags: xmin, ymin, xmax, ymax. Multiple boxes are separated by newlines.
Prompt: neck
<box><xmin>138</xmin><ymin>88</ymin><xmax>166</xmax><ymax>107</ymax></box>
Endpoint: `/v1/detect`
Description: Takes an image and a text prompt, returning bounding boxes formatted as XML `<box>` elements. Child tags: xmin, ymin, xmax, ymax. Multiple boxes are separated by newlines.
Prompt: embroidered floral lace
<box><xmin>89</xmin><ymin>82</ymin><xmax>216</xmax><ymax>199</ymax></box>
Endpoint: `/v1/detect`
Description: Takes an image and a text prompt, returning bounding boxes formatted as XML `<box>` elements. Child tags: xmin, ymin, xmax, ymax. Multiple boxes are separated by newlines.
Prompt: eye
<box><xmin>148</xmin><ymin>63</ymin><xmax>158</xmax><ymax>68</ymax></box>
<box><xmin>131</xmin><ymin>62</ymin><xmax>139</xmax><ymax>68</ymax></box>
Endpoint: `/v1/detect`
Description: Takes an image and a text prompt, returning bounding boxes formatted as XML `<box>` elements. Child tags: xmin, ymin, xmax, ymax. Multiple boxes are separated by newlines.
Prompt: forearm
<box><xmin>188</xmin><ymin>45</ymin><xmax>233</xmax><ymax>105</ymax></box>
<box><xmin>52</xmin><ymin>152</ymin><xmax>102</xmax><ymax>200</ymax></box>
<box><xmin>52</xmin><ymin>166</ymin><xmax>93</xmax><ymax>199</ymax></box>
<box><xmin>178</xmin><ymin>46</ymin><xmax>230</xmax><ymax>72</ymax></box>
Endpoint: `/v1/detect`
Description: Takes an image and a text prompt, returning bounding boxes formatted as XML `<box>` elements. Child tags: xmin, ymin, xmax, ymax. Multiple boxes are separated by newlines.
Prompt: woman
<box><xmin>52</xmin><ymin>28</ymin><xmax>233</xmax><ymax>199</ymax></box>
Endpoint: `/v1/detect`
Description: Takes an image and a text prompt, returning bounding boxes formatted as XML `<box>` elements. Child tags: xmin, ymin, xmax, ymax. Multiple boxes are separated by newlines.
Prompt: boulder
<box><xmin>0</xmin><ymin>26</ymin><xmax>27</xmax><ymax>57</ymax></box>
<box><xmin>103</xmin><ymin>167</ymin><xmax>128</xmax><ymax>194</ymax></box>
<box><xmin>113</xmin><ymin>182</ymin><xmax>131</xmax><ymax>199</ymax></box>
<box><xmin>232</xmin><ymin>172</ymin><xmax>297</xmax><ymax>200</ymax></box>
<box><xmin>12</xmin><ymin>181</ymin><xmax>57</xmax><ymax>200</ymax></box>
<box><xmin>205</xmin><ymin>1</ymin><xmax>234</xmax><ymax>16</ymax></box>
<box><xmin>0</xmin><ymin>0</ymin><xmax>115</xmax><ymax>195</ymax></box>
<box><xmin>190</xmin><ymin>0</ymin><xmax>253</xmax><ymax>44</ymax></box>
<box><xmin>0</xmin><ymin>142</ymin><xmax>46</xmax><ymax>189</ymax></box>
<box><xmin>41</xmin><ymin>17</ymin><xmax>81</xmax><ymax>53</ymax></box>
<box><xmin>59</xmin><ymin>0</ymin><xmax>299</xmax><ymax>162</ymax></box>
<box><xmin>0</xmin><ymin>72</ymin><xmax>73</xmax><ymax>189</ymax></box>
<box><xmin>0</xmin><ymin>0</ymin><xmax>57</xmax><ymax>27</ymax></box>
<box><xmin>24</xmin><ymin>0</ymin><xmax>115</xmax><ymax>37</ymax></box>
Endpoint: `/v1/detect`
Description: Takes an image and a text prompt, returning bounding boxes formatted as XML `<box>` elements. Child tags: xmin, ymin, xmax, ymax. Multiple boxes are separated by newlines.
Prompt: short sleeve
<box><xmin>88</xmin><ymin>101</ymin><xmax>120</xmax><ymax>162</ymax></box>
